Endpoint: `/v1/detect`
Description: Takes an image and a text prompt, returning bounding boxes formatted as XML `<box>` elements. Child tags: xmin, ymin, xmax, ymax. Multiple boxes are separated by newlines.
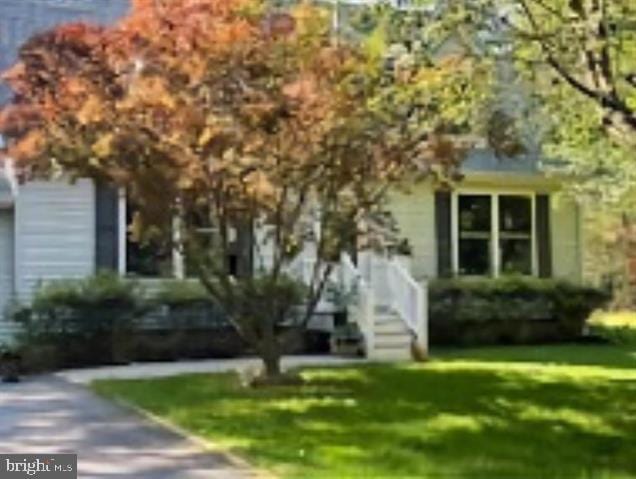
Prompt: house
<box><xmin>0</xmin><ymin>0</ymin><xmax>585</xmax><ymax>358</ymax></box>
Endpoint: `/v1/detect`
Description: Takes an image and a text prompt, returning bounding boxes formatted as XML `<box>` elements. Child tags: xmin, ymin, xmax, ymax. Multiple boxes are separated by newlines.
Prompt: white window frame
<box><xmin>451</xmin><ymin>189</ymin><xmax>537</xmax><ymax>277</ymax></box>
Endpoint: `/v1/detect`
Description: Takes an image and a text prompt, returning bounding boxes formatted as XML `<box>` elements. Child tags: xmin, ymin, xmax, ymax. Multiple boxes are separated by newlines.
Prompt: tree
<box><xmin>0</xmin><ymin>0</ymin><xmax>476</xmax><ymax>381</ymax></box>
<box><xmin>361</xmin><ymin>0</ymin><xmax>636</xmax><ymax>223</ymax></box>
<box><xmin>487</xmin><ymin>0</ymin><xmax>636</xmax><ymax>206</ymax></box>
<box><xmin>415</xmin><ymin>0</ymin><xmax>636</xmax><ymax>296</ymax></box>
<box><xmin>404</xmin><ymin>0</ymin><xmax>636</xmax><ymax>145</ymax></box>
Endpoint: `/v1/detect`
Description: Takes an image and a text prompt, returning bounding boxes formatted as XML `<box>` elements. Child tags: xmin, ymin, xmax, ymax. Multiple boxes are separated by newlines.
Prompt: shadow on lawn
<box><xmin>239</xmin><ymin>368</ymin><xmax>635</xmax><ymax>478</ymax></box>
<box><xmin>95</xmin><ymin>346</ymin><xmax>636</xmax><ymax>479</ymax></box>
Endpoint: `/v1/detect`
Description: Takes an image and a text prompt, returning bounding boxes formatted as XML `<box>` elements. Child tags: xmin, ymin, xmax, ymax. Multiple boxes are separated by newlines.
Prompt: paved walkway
<box><xmin>56</xmin><ymin>355</ymin><xmax>364</xmax><ymax>384</ymax></box>
<box><xmin>1</xmin><ymin>356</ymin><xmax>363</xmax><ymax>478</ymax></box>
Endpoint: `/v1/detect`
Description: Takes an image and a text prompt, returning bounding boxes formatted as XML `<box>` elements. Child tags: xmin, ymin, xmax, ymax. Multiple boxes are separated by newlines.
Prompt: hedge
<box><xmin>12</xmin><ymin>273</ymin><xmax>245</xmax><ymax>371</ymax></box>
<box><xmin>429</xmin><ymin>276</ymin><xmax>609</xmax><ymax>346</ymax></box>
<box><xmin>12</xmin><ymin>273</ymin><xmax>327</xmax><ymax>372</ymax></box>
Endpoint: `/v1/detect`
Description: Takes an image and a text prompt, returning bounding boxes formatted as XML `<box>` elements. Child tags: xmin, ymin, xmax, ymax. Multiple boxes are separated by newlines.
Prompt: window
<box><xmin>453</xmin><ymin>193</ymin><xmax>535</xmax><ymax>277</ymax></box>
<box><xmin>499</xmin><ymin>195</ymin><xmax>532</xmax><ymax>275</ymax></box>
<box><xmin>183</xmin><ymin>205</ymin><xmax>221</xmax><ymax>277</ymax></box>
<box><xmin>125</xmin><ymin>199</ymin><xmax>174</xmax><ymax>278</ymax></box>
<box><xmin>118</xmin><ymin>192</ymin><xmax>251</xmax><ymax>279</ymax></box>
<box><xmin>458</xmin><ymin>195</ymin><xmax>492</xmax><ymax>275</ymax></box>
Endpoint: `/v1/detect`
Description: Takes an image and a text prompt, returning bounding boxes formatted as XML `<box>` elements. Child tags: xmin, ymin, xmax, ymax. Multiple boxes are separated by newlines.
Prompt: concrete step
<box><xmin>369</xmin><ymin>347</ymin><xmax>412</xmax><ymax>362</ymax></box>
<box><xmin>374</xmin><ymin>312</ymin><xmax>401</xmax><ymax>323</ymax></box>
<box><xmin>362</xmin><ymin>306</ymin><xmax>414</xmax><ymax>362</ymax></box>
<box><xmin>374</xmin><ymin>305</ymin><xmax>393</xmax><ymax>315</ymax></box>
<box><xmin>374</xmin><ymin>320</ymin><xmax>409</xmax><ymax>335</ymax></box>
<box><xmin>374</xmin><ymin>335</ymin><xmax>411</xmax><ymax>349</ymax></box>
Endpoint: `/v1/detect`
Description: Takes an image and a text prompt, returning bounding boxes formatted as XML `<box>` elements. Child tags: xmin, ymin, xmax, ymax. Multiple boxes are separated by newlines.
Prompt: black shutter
<box><xmin>435</xmin><ymin>190</ymin><xmax>452</xmax><ymax>278</ymax></box>
<box><xmin>536</xmin><ymin>194</ymin><xmax>552</xmax><ymax>278</ymax></box>
<box><xmin>237</xmin><ymin>220</ymin><xmax>254</xmax><ymax>278</ymax></box>
<box><xmin>95</xmin><ymin>182</ymin><xmax>119</xmax><ymax>271</ymax></box>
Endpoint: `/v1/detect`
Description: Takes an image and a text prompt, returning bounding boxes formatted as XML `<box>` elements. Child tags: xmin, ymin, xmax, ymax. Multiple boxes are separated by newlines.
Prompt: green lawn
<box><xmin>94</xmin><ymin>345</ymin><xmax>636</xmax><ymax>479</ymax></box>
<box><xmin>590</xmin><ymin>311</ymin><xmax>636</xmax><ymax>345</ymax></box>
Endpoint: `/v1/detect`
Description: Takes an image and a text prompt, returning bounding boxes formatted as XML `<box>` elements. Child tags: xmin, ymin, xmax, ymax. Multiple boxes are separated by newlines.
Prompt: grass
<box><xmin>590</xmin><ymin>311</ymin><xmax>636</xmax><ymax>345</ymax></box>
<box><xmin>93</xmin><ymin>344</ymin><xmax>636</xmax><ymax>479</ymax></box>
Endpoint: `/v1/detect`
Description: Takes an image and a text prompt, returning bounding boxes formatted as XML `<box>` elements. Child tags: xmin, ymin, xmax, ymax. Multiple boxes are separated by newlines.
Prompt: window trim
<box><xmin>451</xmin><ymin>189</ymin><xmax>537</xmax><ymax>277</ymax></box>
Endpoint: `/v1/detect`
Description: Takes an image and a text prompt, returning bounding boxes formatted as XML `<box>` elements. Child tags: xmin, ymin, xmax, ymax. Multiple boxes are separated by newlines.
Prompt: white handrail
<box><xmin>340</xmin><ymin>252</ymin><xmax>375</xmax><ymax>355</ymax></box>
<box><xmin>388</xmin><ymin>258</ymin><xmax>428</xmax><ymax>352</ymax></box>
<box><xmin>291</xmin><ymin>250</ymin><xmax>426</xmax><ymax>360</ymax></box>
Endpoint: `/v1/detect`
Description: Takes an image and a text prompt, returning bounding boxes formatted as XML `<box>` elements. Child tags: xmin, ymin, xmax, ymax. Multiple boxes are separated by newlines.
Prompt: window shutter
<box><xmin>236</xmin><ymin>220</ymin><xmax>254</xmax><ymax>278</ymax></box>
<box><xmin>435</xmin><ymin>190</ymin><xmax>453</xmax><ymax>277</ymax></box>
<box><xmin>95</xmin><ymin>182</ymin><xmax>119</xmax><ymax>271</ymax></box>
<box><xmin>536</xmin><ymin>194</ymin><xmax>552</xmax><ymax>278</ymax></box>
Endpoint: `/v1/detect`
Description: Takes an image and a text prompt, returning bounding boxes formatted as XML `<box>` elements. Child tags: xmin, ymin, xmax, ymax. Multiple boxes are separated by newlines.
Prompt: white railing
<box><xmin>356</xmin><ymin>251</ymin><xmax>428</xmax><ymax>354</ymax></box>
<box><xmin>388</xmin><ymin>259</ymin><xmax>428</xmax><ymax>351</ymax></box>
<box><xmin>289</xmin><ymin>249</ymin><xmax>427</xmax><ymax>359</ymax></box>
<box><xmin>340</xmin><ymin>252</ymin><xmax>375</xmax><ymax>355</ymax></box>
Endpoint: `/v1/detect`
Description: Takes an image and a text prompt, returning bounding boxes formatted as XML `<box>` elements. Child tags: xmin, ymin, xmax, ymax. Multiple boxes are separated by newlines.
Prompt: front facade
<box><xmin>0</xmin><ymin>0</ymin><xmax>585</xmax><ymax>344</ymax></box>
<box><xmin>389</xmin><ymin>152</ymin><xmax>583</xmax><ymax>283</ymax></box>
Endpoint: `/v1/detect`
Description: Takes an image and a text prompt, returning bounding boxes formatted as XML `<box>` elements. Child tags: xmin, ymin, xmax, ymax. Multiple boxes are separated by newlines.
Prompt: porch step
<box><xmin>368</xmin><ymin>345</ymin><xmax>412</xmax><ymax>361</ymax></box>
<box><xmin>374</xmin><ymin>317</ymin><xmax>410</xmax><ymax>335</ymax></box>
<box><xmin>368</xmin><ymin>310</ymin><xmax>412</xmax><ymax>362</ymax></box>
<box><xmin>374</xmin><ymin>336</ymin><xmax>411</xmax><ymax>349</ymax></box>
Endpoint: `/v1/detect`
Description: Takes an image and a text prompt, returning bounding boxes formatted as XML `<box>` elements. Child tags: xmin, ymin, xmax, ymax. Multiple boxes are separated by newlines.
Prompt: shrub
<box><xmin>11</xmin><ymin>273</ymin><xmax>336</xmax><ymax>372</ymax></box>
<box><xmin>14</xmin><ymin>272</ymin><xmax>147</xmax><ymax>370</ymax></box>
<box><xmin>153</xmin><ymin>280</ymin><xmax>212</xmax><ymax>308</ymax></box>
<box><xmin>0</xmin><ymin>343</ymin><xmax>21</xmax><ymax>382</ymax></box>
<box><xmin>136</xmin><ymin>280</ymin><xmax>245</xmax><ymax>361</ymax></box>
<box><xmin>429</xmin><ymin>276</ymin><xmax>609</xmax><ymax>346</ymax></box>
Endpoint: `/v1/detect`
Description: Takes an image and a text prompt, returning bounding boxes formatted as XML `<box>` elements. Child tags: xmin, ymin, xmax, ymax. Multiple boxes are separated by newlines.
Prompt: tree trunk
<box><xmin>258</xmin><ymin>329</ymin><xmax>283</xmax><ymax>380</ymax></box>
<box><xmin>263</xmin><ymin>353</ymin><xmax>282</xmax><ymax>378</ymax></box>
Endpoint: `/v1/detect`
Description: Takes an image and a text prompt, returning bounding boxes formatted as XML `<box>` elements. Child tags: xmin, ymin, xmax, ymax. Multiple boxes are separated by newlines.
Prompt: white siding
<box><xmin>15</xmin><ymin>179</ymin><xmax>96</xmax><ymax>301</ymax></box>
<box><xmin>0</xmin><ymin>209</ymin><xmax>15</xmax><ymax>341</ymax></box>
<box><xmin>387</xmin><ymin>184</ymin><xmax>437</xmax><ymax>280</ymax></box>
<box><xmin>253</xmin><ymin>224</ymin><xmax>275</xmax><ymax>272</ymax></box>
<box><xmin>551</xmin><ymin>195</ymin><xmax>582</xmax><ymax>282</ymax></box>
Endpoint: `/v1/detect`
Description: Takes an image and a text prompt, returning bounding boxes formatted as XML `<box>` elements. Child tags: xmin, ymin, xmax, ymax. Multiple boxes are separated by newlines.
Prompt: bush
<box><xmin>153</xmin><ymin>280</ymin><xmax>212</xmax><ymax>308</ymax></box>
<box><xmin>14</xmin><ymin>272</ymin><xmax>146</xmax><ymax>370</ymax></box>
<box><xmin>13</xmin><ymin>274</ymin><xmax>250</xmax><ymax>371</ymax></box>
<box><xmin>429</xmin><ymin>276</ymin><xmax>609</xmax><ymax>346</ymax></box>
<box><xmin>136</xmin><ymin>280</ymin><xmax>245</xmax><ymax>361</ymax></box>
<box><xmin>11</xmin><ymin>274</ymin><xmax>325</xmax><ymax>371</ymax></box>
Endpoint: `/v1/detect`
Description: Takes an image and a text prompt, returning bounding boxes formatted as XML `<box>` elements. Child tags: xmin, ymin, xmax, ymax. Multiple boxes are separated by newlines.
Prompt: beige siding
<box><xmin>386</xmin><ymin>184</ymin><xmax>437</xmax><ymax>280</ymax></box>
<box><xmin>387</xmin><ymin>180</ymin><xmax>584</xmax><ymax>284</ymax></box>
<box><xmin>15</xmin><ymin>179</ymin><xmax>96</xmax><ymax>301</ymax></box>
<box><xmin>551</xmin><ymin>195</ymin><xmax>582</xmax><ymax>282</ymax></box>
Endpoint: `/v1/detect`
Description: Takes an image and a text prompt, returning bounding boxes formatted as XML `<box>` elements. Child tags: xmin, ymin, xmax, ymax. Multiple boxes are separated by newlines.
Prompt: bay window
<box><xmin>453</xmin><ymin>192</ymin><xmax>536</xmax><ymax>277</ymax></box>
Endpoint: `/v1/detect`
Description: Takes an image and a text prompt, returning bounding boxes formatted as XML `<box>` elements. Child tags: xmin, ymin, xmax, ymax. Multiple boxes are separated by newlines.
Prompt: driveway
<box><xmin>1</xmin><ymin>356</ymin><xmax>362</xmax><ymax>478</ymax></box>
<box><xmin>0</xmin><ymin>376</ymin><xmax>258</xmax><ymax>478</ymax></box>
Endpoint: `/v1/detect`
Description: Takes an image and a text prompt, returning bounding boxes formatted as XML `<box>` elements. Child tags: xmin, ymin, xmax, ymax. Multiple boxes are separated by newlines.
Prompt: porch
<box><xmin>288</xmin><ymin>251</ymin><xmax>428</xmax><ymax>362</ymax></box>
